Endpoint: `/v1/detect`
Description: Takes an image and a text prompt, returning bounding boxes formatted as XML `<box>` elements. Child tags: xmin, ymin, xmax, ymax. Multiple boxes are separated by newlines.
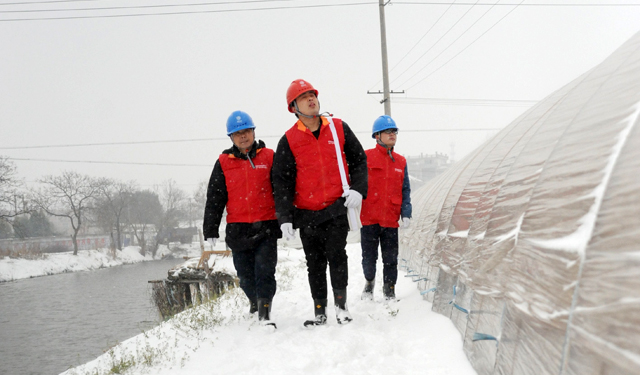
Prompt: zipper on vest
<box><xmin>247</xmin><ymin>154</ymin><xmax>256</xmax><ymax>169</ymax></box>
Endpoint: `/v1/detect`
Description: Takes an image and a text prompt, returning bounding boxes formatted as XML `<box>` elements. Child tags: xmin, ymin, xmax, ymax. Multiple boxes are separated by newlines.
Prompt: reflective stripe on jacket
<box><xmin>285</xmin><ymin>117</ymin><xmax>349</xmax><ymax>211</ymax></box>
<box><xmin>360</xmin><ymin>144</ymin><xmax>406</xmax><ymax>228</ymax></box>
<box><xmin>218</xmin><ymin>147</ymin><xmax>277</xmax><ymax>223</ymax></box>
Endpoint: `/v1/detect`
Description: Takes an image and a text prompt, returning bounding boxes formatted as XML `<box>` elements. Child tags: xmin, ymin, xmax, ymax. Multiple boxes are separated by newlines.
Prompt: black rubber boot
<box><xmin>303</xmin><ymin>299</ymin><xmax>327</xmax><ymax>327</ymax></box>
<box><xmin>333</xmin><ymin>289</ymin><xmax>352</xmax><ymax>324</ymax></box>
<box><xmin>361</xmin><ymin>279</ymin><xmax>375</xmax><ymax>300</ymax></box>
<box><xmin>383</xmin><ymin>283</ymin><xmax>396</xmax><ymax>300</ymax></box>
<box><xmin>258</xmin><ymin>298</ymin><xmax>276</xmax><ymax>328</ymax></box>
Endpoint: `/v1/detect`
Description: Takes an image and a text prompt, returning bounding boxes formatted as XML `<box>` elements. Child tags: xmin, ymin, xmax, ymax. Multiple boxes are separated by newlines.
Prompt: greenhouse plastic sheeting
<box><xmin>399</xmin><ymin>30</ymin><xmax>640</xmax><ymax>375</ymax></box>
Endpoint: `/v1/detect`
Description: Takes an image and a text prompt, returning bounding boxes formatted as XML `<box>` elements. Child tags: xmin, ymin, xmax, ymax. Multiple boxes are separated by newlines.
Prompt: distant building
<box><xmin>406</xmin><ymin>152</ymin><xmax>451</xmax><ymax>190</ymax></box>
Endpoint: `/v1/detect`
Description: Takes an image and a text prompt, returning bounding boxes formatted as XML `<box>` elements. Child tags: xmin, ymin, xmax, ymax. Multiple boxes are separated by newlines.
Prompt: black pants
<box><xmin>231</xmin><ymin>237</ymin><xmax>277</xmax><ymax>301</ymax></box>
<box><xmin>299</xmin><ymin>215</ymin><xmax>349</xmax><ymax>300</ymax></box>
<box><xmin>360</xmin><ymin>224</ymin><xmax>398</xmax><ymax>285</ymax></box>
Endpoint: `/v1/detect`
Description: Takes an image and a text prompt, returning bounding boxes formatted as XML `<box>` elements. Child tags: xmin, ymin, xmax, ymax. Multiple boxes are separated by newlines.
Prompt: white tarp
<box><xmin>399</xmin><ymin>30</ymin><xmax>640</xmax><ymax>375</ymax></box>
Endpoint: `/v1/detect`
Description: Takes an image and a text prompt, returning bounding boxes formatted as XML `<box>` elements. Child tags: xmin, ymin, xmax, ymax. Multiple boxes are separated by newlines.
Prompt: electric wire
<box><xmin>0</xmin><ymin>0</ymin><xmax>298</xmax><ymax>14</ymax></box>
<box><xmin>0</xmin><ymin>138</ymin><xmax>230</xmax><ymax>150</ymax></box>
<box><xmin>0</xmin><ymin>127</ymin><xmax>503</xmax><ymax>150</ymax></box>
<box><xmin>369</xmin><ymin>1</ymin><xmax>640</xmax><ymax>90</ymax></box>
<box><xmin>389</xmin><ymin>0</ymin><xmax>481</xmax><ymax>86</ymax></box>
<box><xmin>6</xmin><ymin>127</ymin><xmax>501</xmax><ymax>166</ymax></box>
<box><xmin>393</xmin><ymin>1</ymin><xmax>640</xmax><ymax>6</ymax></box>
<box><xmin>394</xmin><ymin>97</ymin><xmax>537</xmax><ymax>106</ymax></box>
<box><xmin>0</xmin><ymin>1</ymin><xmax>375</xmax><ymax>21</ymax></box>
<box><xmin>396</xmin><ymin>0</ymin><xmax>502</xmax><ymax>88</ymax></box>
<box><xmin>4</xmin><ymin>0</ymin><xmax>636</xmax><ymax>8</ymax></box>
<box><xmin>8</xmin><ymin>157</ymin><xmax>212</xmax><ymax>167</ymax></box>
<box><xmin>3</xmin><ymin>0</ymin><xmax>637</xmax><ymax>7</ymax></box>
<box><xmin>405</xmin><ymin>0</ymin><xmax>524</xmax><ymax>90</ymax></box>
<box><xmin>0</xmin><ymin>0</ymin><xmax>105</xmax><ymax>5</ymax></box>
<box><xmin>369</xmin><ymin>0</ymin><xmax>456</xmax><ymax>91</ymax></box>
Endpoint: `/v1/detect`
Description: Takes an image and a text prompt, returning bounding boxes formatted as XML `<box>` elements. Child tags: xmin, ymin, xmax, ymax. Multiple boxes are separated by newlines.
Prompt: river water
<box><xmin>0</xmin><ymin>259</ymin><xmax>183</xmax><ymax>375</ymax></box>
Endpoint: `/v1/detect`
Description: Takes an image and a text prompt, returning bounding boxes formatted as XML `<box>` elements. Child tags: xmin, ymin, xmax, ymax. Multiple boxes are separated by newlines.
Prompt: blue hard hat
<box><xmin>372</xmin><ymin>115</ymin><xmax>398</xmax><ymax>138</ymax></box>
<box><xmin>226</xmin><ymin>111</ymin><xmax>256</xmax><ymax>136</ymax></box>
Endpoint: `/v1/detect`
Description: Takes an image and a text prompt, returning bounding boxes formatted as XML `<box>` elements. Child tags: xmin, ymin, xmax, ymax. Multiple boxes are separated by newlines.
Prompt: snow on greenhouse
<box><xmin>399</xmin><ymin>31</ymin><xmax>640</xmax><ymax>375</ymax></box>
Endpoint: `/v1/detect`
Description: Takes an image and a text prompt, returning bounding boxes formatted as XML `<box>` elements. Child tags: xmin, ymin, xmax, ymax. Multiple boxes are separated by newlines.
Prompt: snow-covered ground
<box><xmin>0</xmin><ymin>244</ymin><xmax>194</xmax><ymax>283</ymax></box>
<box><xmin>50</xmin><ymin>243</ymin><xmax>477</xmax><ymax>375</ymax></box>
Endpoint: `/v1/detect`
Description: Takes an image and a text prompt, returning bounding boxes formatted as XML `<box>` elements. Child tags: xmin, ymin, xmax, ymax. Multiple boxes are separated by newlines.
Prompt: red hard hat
<box><xmin>286</xmin><ymin>79</ymin><xmax>318</xmax><ymax>113</ymax></box>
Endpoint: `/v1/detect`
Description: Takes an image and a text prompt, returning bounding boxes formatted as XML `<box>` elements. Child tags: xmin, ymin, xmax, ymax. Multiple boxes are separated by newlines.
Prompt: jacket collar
<box><xmin>295</xmin><ymin>116</ymin><xmax>329</xmax><ymax>132</ymax></box>
<box><xmin>375</xmin><ymin>143</ymin><xmax>394</xmax><ymax>154</ymax></box>
<box><xmin>228</xmin><ymin>140</ymin><xmax>264</xmax><ymax>159</ymax></box>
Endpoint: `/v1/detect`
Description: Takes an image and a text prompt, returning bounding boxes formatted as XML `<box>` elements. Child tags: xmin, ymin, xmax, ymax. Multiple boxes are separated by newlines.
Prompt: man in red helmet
<box><xmin>272</xmin><ymin>79</ymin><xmax>368</xmax><ymax>327</ymax></box>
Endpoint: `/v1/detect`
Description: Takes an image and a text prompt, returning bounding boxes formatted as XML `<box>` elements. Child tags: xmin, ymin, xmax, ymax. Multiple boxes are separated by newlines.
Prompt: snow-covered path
<box><xmin>62</xmin><ymin>243</ymin><xmax>477</xmax><ymax>375</ymax></box>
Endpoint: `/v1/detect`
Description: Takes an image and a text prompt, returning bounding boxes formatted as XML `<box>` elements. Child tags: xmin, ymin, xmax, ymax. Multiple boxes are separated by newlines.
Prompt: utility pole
<box><xmin>368</xmin><ymin>0</ymin><xmax>404</xmax><ymax>115</ymax></box>
<box><xmin>378</xmin><ymin>0</ymin><xmax>391</xmax><ymax>116</ymax></box>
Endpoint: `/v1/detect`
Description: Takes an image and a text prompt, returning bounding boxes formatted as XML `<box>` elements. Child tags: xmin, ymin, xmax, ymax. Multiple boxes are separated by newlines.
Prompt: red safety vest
<box><xmin>218</xmin><ymin>147</ymin><xmax>277</xmax><ymax>223</ymax></box>
<box><xmin>360</xmin><ymin>144</ymin><xmax>406</xmax><ymax>228</ymax></box>
<box><xmin>285</xmin><ymin>117</ymin><xmax>348</xmax><ymax>211</ymax></box>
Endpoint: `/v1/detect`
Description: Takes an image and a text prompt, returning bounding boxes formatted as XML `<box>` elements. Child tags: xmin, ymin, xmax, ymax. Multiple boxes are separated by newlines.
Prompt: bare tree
<box><xmin>0</xmin><ymin>156</ymin><xmax>25</xmax><ymax>225</ymax></box>
<box><xmin>31</xmin><ymin>171</ymin><xmax>103</xmax><ymax>255</ymax></box>
<box><xmin>153</xmin><ymin>179</ymin><xmax>187</xmax><ymax>255</ymax></box>
<box><xmin>126</xmin><ymin>189</ymin><xmax>163</xmax><ymax>255</ymax></box>
<box><xmin>192</xmin><ymin>179</ymin><xmax>208</xmax><ymax>225</ymax></box>
<box><xmin>12</xmin><ymin>210</ymin><xmax>54</xmax><ymax>239</ymax></box>
<box><xmin>98</xmin><ymin>179</ymin><xmax>136</xmax><ymax>250</ymax></box>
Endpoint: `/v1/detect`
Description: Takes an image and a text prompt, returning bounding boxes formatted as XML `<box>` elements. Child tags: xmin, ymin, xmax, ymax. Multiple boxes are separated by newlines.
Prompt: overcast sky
<box><xmin>2</xmin><ymin>0</ymin><xmax>639</xmax><ymax>193</ymax></box>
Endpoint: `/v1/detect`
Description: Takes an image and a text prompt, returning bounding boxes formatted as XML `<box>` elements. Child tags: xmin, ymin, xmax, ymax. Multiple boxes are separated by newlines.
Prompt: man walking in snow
<box><xmin>272</xmin><ymin>79</ymin><xmax>367</xmax><ymax>326</ymax></box>
<box><xmin>360</xmin><ymin>115</ymin><xmax>412</xmax><ymax>301</ymax></box>
<box><xmin>203</xmin><ymin>110</ymin><xmax>281</xmax><ymax>328</ymax></box>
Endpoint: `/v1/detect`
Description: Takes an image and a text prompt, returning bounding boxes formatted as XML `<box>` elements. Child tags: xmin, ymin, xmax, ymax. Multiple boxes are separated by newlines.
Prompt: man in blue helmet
<box><xmin>360</xmin><ymin>115</ymin><xmax>412</xmax><ymax>301</ymax></box>
<box><xmin>203</xmin><ymin>110</ymin><xmax>281</xmax><ymax>328</ymax></box>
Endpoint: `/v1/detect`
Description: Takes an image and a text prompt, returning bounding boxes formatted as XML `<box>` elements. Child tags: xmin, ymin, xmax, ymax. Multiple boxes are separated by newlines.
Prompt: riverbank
<box><xmin>62</xmin><ymin>243</ymin><xmax>477</xmax><ymax>375</ymax></box>
<box><xmin>0</xmin><ymin>244</ymin><xmax>201</xmax><ymax>283</ymax></box>
<box><xmin>0</xmin><ymin>257</ymin><xmax>186</xmax><ymax>375</ymax></box>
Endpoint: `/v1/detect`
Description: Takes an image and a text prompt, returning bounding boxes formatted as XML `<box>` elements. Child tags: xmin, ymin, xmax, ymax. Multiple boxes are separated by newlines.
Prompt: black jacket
<box><xmin>272</xmin><ymin>120</ymin><xmax>368</xmax><ymax>228</ymax></box>
<box><xmin>202</xmin><ymin>140</ymin><xmax>281</xmax><ymax>248</ymax></box>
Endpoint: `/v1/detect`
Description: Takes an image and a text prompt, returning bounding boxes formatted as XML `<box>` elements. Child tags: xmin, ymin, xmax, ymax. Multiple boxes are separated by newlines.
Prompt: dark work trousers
<box><xmin>299</xmin><ymin>215</ymin><xmax>349</xmax><ymax>300</ymax></box>
<box><xmin>231</xmin><ymin>237</ymin><xmax>278</xmax><ymax>301</ymax></box>
<box><xmin>360</xmin><ymin>224</ymin><xmax>398</xmax><ymax>285</ymax></box>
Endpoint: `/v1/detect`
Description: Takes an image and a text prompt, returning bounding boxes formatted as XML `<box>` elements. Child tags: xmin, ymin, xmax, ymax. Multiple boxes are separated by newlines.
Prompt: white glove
<box><xmin>206</xmin><ymin>238</ymin><xmax>217</xmax><ymax>248</ymax></box>
<box><xmin>342</xmin><ymin>189</ymin><xmax>363</xmax><ymax>208</ymax></box>
<box><xmin>280</xmin><ymin>223</ymin><xmax>295</xmax><ymax>241</ymax></box>
<box><xmin>401</xmin><ymin>217</ymin><xmax>411</xmax><ymax>229</ymax></box>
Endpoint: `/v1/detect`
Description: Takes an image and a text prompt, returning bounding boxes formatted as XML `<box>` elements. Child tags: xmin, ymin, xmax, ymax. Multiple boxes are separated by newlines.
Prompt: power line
<box><xmin>369</xmin><ymin>0</ymin><xmax>456</xmax><ymax>91</ymax></box>
<box><xmin>393</xmin><ymin>1</ymin><xmax>640</xmax><ymax>6</ymax></box>
<box><xmin>406</xmin><ymin>0</ymin><xmax>524</xmax><ymax>90</ymax></box>
<box><xmin>8</xmin><ymin>129</ymin><xmax>502</xmax><ymax>166</ymax></box>
<box><xmin>0</xmin><ymin>1</ymin><xmax>375</xmax><ymax>21</ymax></box>
<box><xmin>1</xmin><ymin>127</ymin><xmax>503</xmax><ymax>150</ymax></box>
<box><xmin>389</xmin><ymin>0</ymin><xmax>481</xmax><ymax>86</ymax></box>
<box><xmin>396</xmin><ymin>0</ymin><xmax>503</xmax><ymax>89</ymax></box>
<box><xmin>0</xmin><ymin>0</ymin><xmax>297</xmax><ymax>14</ymax></box>
<box><xmin>8</xmin><ymin>157</ymin><xmax>212</xmax><ymax>167</ymax></box>
<box><xmin>3</xmin><ymin>0</ymin><xmax>637</xmax><ymax>8</ymax></box>
<box><xmin>0</xmin><ymin>0</ymin><xmax>105</xmax><ymax>5</ymax></box>
<box><xmin>6</xmin><ymin>129</ymin><xmax>500</xmax><ymax>166</ymax></box>
<box><xmin>396</xmin><ymin>128</ymin><xmax>501</xmax><ymax>131</ymax></box>
<box><xmin>2</xmin><ymin>1</ymin><xmax>637</xmax><ymax>21</ymax></box>
<box><xmin>0</xmin><ymin>137</ymin><xmax>233</xmax><ymax>150</ymax></box>
<box><xmin>394</xmin><ymin>97</ymin><xmax>537</xmax><ymax>107</ymax></box>
<box><xmin>388</xmin><ymin>0</ymin><xmax>455</xmax><ymax>71</ymax></box>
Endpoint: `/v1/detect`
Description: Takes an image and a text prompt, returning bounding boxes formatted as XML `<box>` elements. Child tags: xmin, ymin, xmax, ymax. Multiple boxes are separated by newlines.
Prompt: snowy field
<box><xmin>52</xmin><ymin>243</ymin><xmax>477</xmax><ymax>375</ymax></box>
